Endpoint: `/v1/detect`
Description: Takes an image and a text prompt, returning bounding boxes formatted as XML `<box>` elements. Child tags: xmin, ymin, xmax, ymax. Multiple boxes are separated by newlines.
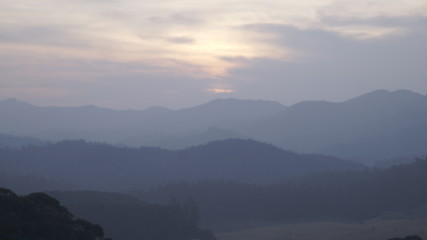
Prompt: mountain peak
<box><xmin>1</xmin><ymin>98</ymin><xmax>21</xmax><ymax>104</ymax></box>
<box><xmin>0</xmin><ymin>98</ymin><xmax>34</xmax><ymax>108</ymax></box>
<box><xmin>392</xmin><ymin>89</ymin><xmax>424</xmax><ymax>98</ymax></box>
<box><xmin>344</xmin><ymin>89</ymin><xmax>423</xmax><ymax>105</ymax></box>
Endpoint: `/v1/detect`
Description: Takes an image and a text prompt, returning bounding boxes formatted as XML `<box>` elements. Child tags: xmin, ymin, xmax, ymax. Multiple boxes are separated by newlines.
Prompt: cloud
<box><xmin>227</xmin><ymin>18</ymin><xmax>427</xmax><ymax>104</ymax></box>
<box><xmin>0</xmin><ymin>26</ymin><xmax>94</xmax><ymax>49</ymax></box>
<box><xmin>1</xmin><ymin>0</ymin><xmax>427</xmax><ymax>109</ymax></box>
<box><xmin>316</xmin><ymin>0</ymin><xmax>427</xmax><ymax>21</ymax></box>
<box><xmin>317</xmin><ymin>14</ymin><xmax>427</xmax><ymax>28</ymax></box>
<box><xmin>147</xmin><ymin>12</ymin><xmax>206</xmax><ymax>26</ymax></box>
<box><xmin>0</xmin><ymin>55</ymin><xmax>218</xmax><ymax>109</ymax></box>
<box><xmin>165</xmin><ymin>36</ymin><xmax>195</xmax><ymax>44</ymax></box>
<box><xmin>312</xmin><ymin>0</ymin><xmax>427</xmax><ymax>39</ymax></box>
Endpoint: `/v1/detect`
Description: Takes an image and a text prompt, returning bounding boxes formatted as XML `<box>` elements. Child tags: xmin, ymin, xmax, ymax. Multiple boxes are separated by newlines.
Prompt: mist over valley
<box><xmin>1</xmin><ymin>90</ymin><xmax>427</xmax><ymax>240</ymax></box>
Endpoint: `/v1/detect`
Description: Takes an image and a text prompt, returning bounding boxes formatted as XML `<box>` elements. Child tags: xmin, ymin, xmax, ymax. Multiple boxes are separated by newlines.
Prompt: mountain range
<box><xmin>239</xmin><ymin>89</ymin><xmax>427</xmax><ymax>162</ymax></box>
<box><xmin>0</xmin><ymin>98</ymin><xmax>284</xmax><ymax>146</ymax></box>
<box><xmin>0</xmin><ymin>139</ymin><xmax>363</xmax><ymax>192</ymax></box>
<box><xmin>1</xmin><ymin>89</ymin><xmax>426</xmax><ymax>162</ymax></box>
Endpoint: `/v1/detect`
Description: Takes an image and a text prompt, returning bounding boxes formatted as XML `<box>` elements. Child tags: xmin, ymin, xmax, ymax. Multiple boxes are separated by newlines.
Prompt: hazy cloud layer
<box><xmin>227</xmin><ymin>19</ymin><xmax>427</xmax><ymax>103</ymax></box>
<box><xmin>0</xmin><ymin>0</ymin><xmax>426</xmax><ymax>108</ymax></box>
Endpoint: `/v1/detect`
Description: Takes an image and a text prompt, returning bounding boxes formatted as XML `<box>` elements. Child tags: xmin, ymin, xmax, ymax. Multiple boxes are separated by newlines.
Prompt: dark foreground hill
<box><xmin>0</xmin><ymin>188</ymin><xmax>110</xmax><ymax>240</ymax></box>
<box><xmin>0</xmin><ymin>188</ymin><xmax>215</xmax><ymax>240</ymax></box>
<box><xmin>0</xmin><ymin>139</ymin><xmax>363</xmax><ymax>192</ymax></box>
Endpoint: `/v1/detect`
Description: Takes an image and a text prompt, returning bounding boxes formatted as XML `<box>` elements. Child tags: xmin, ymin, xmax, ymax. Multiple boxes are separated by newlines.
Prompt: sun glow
<box><xmin>1</xmin><ymin>0</ymin><xmax>425</xmax><ymax>85</ymax></box>
<box><xmin>207</xmin><ymin>88</ymin><xmax>235</xmax><ymax>93</ymax></box>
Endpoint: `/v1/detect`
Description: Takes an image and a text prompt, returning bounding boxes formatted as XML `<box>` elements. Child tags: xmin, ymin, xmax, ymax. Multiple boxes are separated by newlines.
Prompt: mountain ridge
<box><xmin>1</xmin><ymin>89</ymin><xmax>426</xmax><ymax>162</ymax></box>
<box><xmin>238</xmin><ymin>89</ymin><xmax>427</xmax><ymax>162</ymax></box>
<box><xmin>0</xmin><ymin>97</ymin><xmax>286</xmax><ymax>144</ymax></box>
<box><xmin>0</xmin><ymin>138</ymin><xmax>364</xmax><ymax>192</ymax></box>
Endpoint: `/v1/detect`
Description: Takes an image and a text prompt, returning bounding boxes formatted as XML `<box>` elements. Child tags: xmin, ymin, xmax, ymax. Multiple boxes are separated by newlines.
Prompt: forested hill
<box><xmin>0</xmin><ymin>188</ymin><xmax>216</xmax><ymax>240</ymax></box>
<box><xmin>0</xmin><ymin>139</ymin><xmax>363</xmax><ymax>192</ymax></box>
<box><xmin>134</xmin><ymin>157</ymin><xmax>427</xmax><ymax>226</ymax></box>
<box><xmin>47</xmin><ymin>191</ymin><xmax>216</xmax><ymax>240</ymax></box>
<box><xmin>0</xmin><ymin>188</ymin><xmax>110</xmax><ymax>240</ymax></box>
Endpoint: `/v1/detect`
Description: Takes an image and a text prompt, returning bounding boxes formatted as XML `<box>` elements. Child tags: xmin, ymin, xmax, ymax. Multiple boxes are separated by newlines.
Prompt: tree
<box><xmin>388</xmin><ymin>236</ymin><xmax>423</xmax><ymax>240</ymax></box>
<box><xmin>183</xmin><ymin>197</ymin><xmax>200</xmax><ymax>226</ymax></box>
<box><xmin>0</xmin><ymin>188</ymin><xmax>111</xmax><ymax>240</ymax></box>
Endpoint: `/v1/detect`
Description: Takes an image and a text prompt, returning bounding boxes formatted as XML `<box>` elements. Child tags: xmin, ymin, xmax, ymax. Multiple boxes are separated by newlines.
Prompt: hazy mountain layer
<box><xmin>1</xmin><ymin>89</ymin><xmax>426</xmax><ymax>162</ymax></box>
<box><xmin>0</xmin><ymin>133</ymin><xmax>44</xmax><ymax>148</ymax></box>
<box><xmin>238</xmin><ymin>90</ymin><xmax>427</xmax><ymax>162</ymax></box>
<box><xmin>0</xmin><ymin>139</ymin><xmax>363</xmax><ymax>192</ymax></box>
<box><xmin>0</xmin><ymin>98</ymin><xmax>285</xmax><ymax>144</ymax></box>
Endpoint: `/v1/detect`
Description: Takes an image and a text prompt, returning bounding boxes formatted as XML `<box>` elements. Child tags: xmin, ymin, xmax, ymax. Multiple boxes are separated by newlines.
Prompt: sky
<box><xmin>1</xmin><ymin>0</ymin><xmax>426</xmax><ymax>109</ymax></box>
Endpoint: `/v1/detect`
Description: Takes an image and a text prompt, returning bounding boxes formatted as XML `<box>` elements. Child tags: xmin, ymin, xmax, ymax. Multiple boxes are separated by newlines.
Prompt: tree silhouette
<box><xmin>0</xmin><ymin>188</ymin><xmax>110</xmax><ymax>240</ymax></box>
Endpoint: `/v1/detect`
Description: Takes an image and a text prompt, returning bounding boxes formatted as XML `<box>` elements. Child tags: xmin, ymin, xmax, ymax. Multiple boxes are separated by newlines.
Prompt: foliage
<box><xmin>388</xmin><ymin>235</ymin><xmax>423</xmax><ymax>240</ymax></box>
<box><xmin>0</xmin><ymin>188</ymin><xmax>109</xmax><ymax>240</ymax></box>
<box><xmin>48</xmin><ymin>191</ymin><xmax>216</xmax><ymax>240</ymax></box>
<box><xmin>134</xmin><ymin>157</ymin><xmax>427</xmax><ymax>224</ymax></box>
<box><xmin>0</xmin><ymin>139</ymin><xmax>363</xmax><ymax>192</ymax></box>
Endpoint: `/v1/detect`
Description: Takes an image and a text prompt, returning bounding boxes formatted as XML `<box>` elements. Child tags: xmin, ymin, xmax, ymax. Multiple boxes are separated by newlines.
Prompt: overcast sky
<box><xmin>1</xmin><ymin>0</ymin><xmax>426</xmax><ymax>109</ymax></box>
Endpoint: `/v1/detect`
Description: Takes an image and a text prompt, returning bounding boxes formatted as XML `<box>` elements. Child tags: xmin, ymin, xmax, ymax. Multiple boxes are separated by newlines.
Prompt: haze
<box><xmin>2</xmin><ymin>2</ymin><xmax>427</xmax><ymax>240</ymax></box>
<box><xmin>1</xmin><ymin>0</ymin><xmax>426</xmax><ymax>109</ymax></box>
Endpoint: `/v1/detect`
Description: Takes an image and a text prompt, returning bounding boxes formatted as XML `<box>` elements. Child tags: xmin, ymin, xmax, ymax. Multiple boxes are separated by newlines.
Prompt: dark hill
<box><xmin>134</xmin><ymin>157</ymin><xmax>427</xmax><ymax>226</ymax></box>
<box><xmin>0</xmin><ymin>188</ymin><xmax>110</xmax><ymax>240</ymax></box>
<box><xmin>47</xmin><ymin>191</ymin><xmax>216</xmax><ymax>240</ymax></box>
<box><xmin>178</xmin><ymin>139</ymin><xmax>363</xmax><ymax>182</ymax></box>
<box><xmin>0</xmin><ymin>139</ymin><xmax>363</xmax><ymax>192</ymax></box>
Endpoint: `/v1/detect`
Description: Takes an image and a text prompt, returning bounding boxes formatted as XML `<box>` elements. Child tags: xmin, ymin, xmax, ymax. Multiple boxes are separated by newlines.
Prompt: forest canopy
<box><xmin>0</xmin><ymin>187</ymin><xmax>109</xmax><ymax>240</ymax></box>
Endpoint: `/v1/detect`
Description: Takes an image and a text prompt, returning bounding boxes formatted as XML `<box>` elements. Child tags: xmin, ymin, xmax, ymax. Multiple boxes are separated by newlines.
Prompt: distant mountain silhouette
<box><xmin>0</xmin><ymin>98</ymin><xmax>285</xmax><ymax>144</ymax></box>
<box><xmin>0</xmin><ymin>139</ymin><xmax>363</xmax><ymax>192</ymax></box>
<box><xmin>344</xmin><ymin>89</ymin><xmax>424</xmax><ymax>106</ymax></box>
<box><xmin>238</xmin><ymin>90</ymin><xmax>427</xmax><ymax>162</ymax></box>
<box><xmin>1</xmin><ymin>90</ymin><xmax>426</xmax><ymax>162</ymax></box>
<box><xmin>0</xmin><ymin>98</ymin><xmax>170</xmax><ymax>136</ymax></box>
<box><xmin>121</xmin><ymin>98</ymin><xmax>286</xmax><ymax>137</ymax></box>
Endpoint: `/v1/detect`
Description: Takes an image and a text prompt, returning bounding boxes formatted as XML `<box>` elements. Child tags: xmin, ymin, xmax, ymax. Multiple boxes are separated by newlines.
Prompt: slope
<box><xmin>0</xmin><ymin>139</ymin><xmax>363</xmax><ymax>192</ymax></box>
<box><xmin>0</xmin><ymin>98</ymin><xmax>285</xmax><ymax>146</ymax></box>
<box><xmin>238</xmin><ymin>89</ymin><xmax>427</xmax><ymax>162</ymax></box>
